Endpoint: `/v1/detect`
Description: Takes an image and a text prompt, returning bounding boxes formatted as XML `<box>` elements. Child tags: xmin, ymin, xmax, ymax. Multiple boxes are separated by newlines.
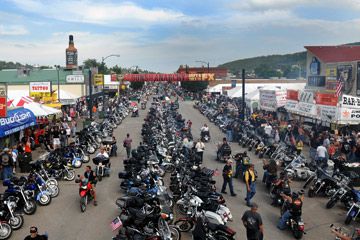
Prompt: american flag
<box><xmin>336</xmin><ymin>80</ymin><xmax>343</xmax><ymax>97</ymax></box>
<box><xmin>110</xmin><ymin>217</ymin><xmax>122</xmax><ymax>231</ymax></box>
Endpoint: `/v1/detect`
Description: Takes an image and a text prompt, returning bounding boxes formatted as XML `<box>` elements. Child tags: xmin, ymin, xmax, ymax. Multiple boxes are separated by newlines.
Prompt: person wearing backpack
<box><xmin>244</xmin><ymin>164</ymin><xmax>257</xmax><ymax>207</ymax></box>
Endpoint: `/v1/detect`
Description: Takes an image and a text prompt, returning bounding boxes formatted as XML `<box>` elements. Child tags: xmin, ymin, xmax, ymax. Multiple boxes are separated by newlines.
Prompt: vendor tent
<box><xmin>22</xmin><ymin>102</ymin><xmax>61</xmax><ymax>116</ymax></box>
<box><xmin>0</xmin><ymin>108</ymin><xmax>36</xmax><ymax>137</ymax></box>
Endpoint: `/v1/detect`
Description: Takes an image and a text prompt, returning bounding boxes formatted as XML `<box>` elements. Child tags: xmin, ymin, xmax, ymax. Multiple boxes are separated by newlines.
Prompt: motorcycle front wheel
<box><xmin>23</xmin><ymin>199</ymin><xmax>37</xmax><ymax>215</ymax></box>
<box><xmin>174</xmin><ymin>219</ymin><xmax>193</xmax><ymax>232</ymax></box>
<box><xmin>326</xmin><ymin>198</ymin><xmax>337</xmax><ymax>209</ymax></box>
<box><xmin>345</xmin><ymin>214</ymin><xmax>353</xmax><ymax>225</ymax></box>
<box><xmin>9</xmin><ymin>214</ymin><xmax>23</xmax><ymax>230</ymax></box>
<box><xmin>293</xmin><ymin>230</ymin><xmax>303</xmax><ymax>239</ymax></box>
<box><xmin>38</xmin><ymin>193</ymin><xmax>52</xmax><ymax>206</ymax></box>
<box><xmin>169</xmin><ymin>226</ymin><xmax>181</xmax><ymax>240</ymax></box>
<box><xmin>48</xmin><ymin>184</ymin><xmax>60</xmax><ymax>198</ymax></box>
<box><xmin>0</xmin><ymin>222</ymin><xmax>12</xmax><ymax>240</ymax></box>
<box><xmin>64</xmin><ymin>170</ymin><xmax>75</xmax><ymax>181</ymax></box>
<box><xmin>80</xmin><ymin>196</ymin><xmax>87</xmax><ymax>212</ymax></box>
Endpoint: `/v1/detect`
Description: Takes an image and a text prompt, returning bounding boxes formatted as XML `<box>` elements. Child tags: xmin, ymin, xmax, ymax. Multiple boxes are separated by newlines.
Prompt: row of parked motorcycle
<box><xmin>0</xmin><ymin>99</ymin><xmax>131</xmax><ymax>239</ymax></box>
<box><xmin>112</xmin><ymin>98</ymin><xmax>236</xmax><ymax>240</ymax></box>
<box><xmin>194</xmin><ymin>101</ymin><xmax>309</xmax><ymax>239</ymax></box>
<box><xmin>194</xmin><ymin>99</ymin><xmax>360</xmax><ymax>238</ymax></box>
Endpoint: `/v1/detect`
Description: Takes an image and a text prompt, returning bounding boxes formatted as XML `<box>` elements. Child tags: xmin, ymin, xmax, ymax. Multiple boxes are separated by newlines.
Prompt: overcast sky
<box><xmin>1</xmin><ymin>0</ymin><xmax>360</xmax><ymax>72</ymax></box>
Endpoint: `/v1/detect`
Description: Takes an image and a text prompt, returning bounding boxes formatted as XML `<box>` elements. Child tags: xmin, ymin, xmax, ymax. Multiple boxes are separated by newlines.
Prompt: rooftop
<box><xmin>0</xmin><ymin>68</ymin><xmax>89</xmax><ymax>85</ymax></box>
<box><xmin>305</xmin><ymin>45</ymin><xmax>360</xmax><ymax>63</ymax></box>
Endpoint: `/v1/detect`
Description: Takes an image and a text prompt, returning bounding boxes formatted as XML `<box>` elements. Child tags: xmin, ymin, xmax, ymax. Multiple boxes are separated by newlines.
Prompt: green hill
<box><xmin>219</xmin><ymin>51</ymin><xmax>307</xmax><ymax>79</ymax></box>
<box><xmin>220</xmin><ymin>42</ymin><xmax>360</xmax><ymax>79</ymax></box>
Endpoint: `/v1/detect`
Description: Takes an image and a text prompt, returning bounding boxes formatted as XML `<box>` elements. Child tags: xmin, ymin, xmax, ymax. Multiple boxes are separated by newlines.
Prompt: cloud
<box><xmin>0</xmin><ymin>25</ymin><xmax>28</xmax><ymax>35</ymax></box>
<box><xmin>9</xmin><ymin>0</ymin><xmax>189</xmax><ymax>25</ymax></box>
<box><xmin>229</xmin><ymin>0</ymin><xmax>360</xmax><ymax>11</ymax></box>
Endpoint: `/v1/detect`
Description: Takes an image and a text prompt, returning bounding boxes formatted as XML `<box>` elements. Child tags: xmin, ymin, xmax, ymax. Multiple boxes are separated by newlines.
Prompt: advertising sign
<box><xmin>111</xmin><ymin>74</ymin><xmax>118</xmax><ymax>82</ymax></box>
<box><xmin>93</xmin><ymin>74</ymin><xmax>104</xmax><ymax>86</ymax></box>
<box><xmin>66</xmin><ymin>75</ymin><xmax>84</xmax><ymax>83</ymax></box>
<box><xmin>259</xmin><ymin>89</ymin><xmax>286</xmax><ymax>111</ymax></box>
<box><xmin>308</xmin><ymin>76</ymin><xmax>326</xmax><ymax>87</ymax></box>
<box><xmin>341</xmin><ymin>94</ymin><xmax>360</xmax><ymax>109</ymax></box>
<box><xmin>357</xmin><ymin>62</ymin><xmax>360</xmax><ymax>96</ymax></box>
<box><xmin>0</xmin><ymin>108</ymin><xmax>36</xmax><ymax>137</ymax></box>
<box><xmin>285</xmin><ymin>100</ymin><xmax>298</xmax><ymax>112</ymax></box>
<box><xmin>286</xmin><ymin>90</ymin><xmax>298</xmax><ymax>101</ymax></box>
<box><xmin>104</xmin><ymin>75</ymin><xmax>120</xmax><ymax>85</ymax></box>
<box><xmin>188</xmin><ymin>73</ymin><xmax>215</xmax><ymax>81</ymax></box>
<box><xmin>337</xmin><ymin>65</ymin><xmax>354</xmax><ymax>95</ymax></box>
<box><xmin>0</xmin><ymin>84</ymin><xmax>6</xmax><ymax>118</ymax></box>
<box><xmin>298</xmin><ymin>91</ymin><xmax>314</xmax><ymax>103</ymax></box>
<box><xmin>317</xmin><ymin>105</ymin><xmax>337</xmax><ymax>122</ymax></box>
<box><xmin>297</xmin><ymin>102</ymin><xmax>317</xmax><ymax>117</ymax></box>
<box><xmin>340</xmin><ymin>108</ymin><xmax>360</xmax><ymax>122</ymax></box>
<box><xmin>29</xmin><ymin>82</ymin><xmax>52</xmax><ymax>97</ymax></box>
<box><xmin>315</xmin><ymin>92</ymin><xmax>338</xmax><ymax>106</ymax></box>
<box><xmin>123</xmin><ymin>73</ymin><xmax>214</xmax><ymax>82</ymax></box>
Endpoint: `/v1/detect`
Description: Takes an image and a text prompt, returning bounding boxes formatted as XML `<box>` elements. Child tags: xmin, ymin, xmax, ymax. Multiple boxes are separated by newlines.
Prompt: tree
<box><xmin>111</xmin><ymin>65</ymin><xmax>122</xmax><ymax>74</ymax></box>
<box><xmin>181</xmin><ymin>81</ymin><xmax>209</xmax><ymax>92</ymax></box>
<box><xmin>83</xmin><ymin>58</ymin><xmax>108</xmax><ymax>74</ymax></box>
<box><xmin>130</xmin><ymin>81</ymin><xmax>144</xmax><ymax>90</ymax></box>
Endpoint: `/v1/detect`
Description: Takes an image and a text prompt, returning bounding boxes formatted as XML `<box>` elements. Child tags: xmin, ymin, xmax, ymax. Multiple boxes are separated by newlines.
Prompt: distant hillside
<box><xmin>220</xmin><ymin>42</ymin><xmax>360</xmax><ymax>79</ymax></box>
<box><xmin>219</xmin><ymin>51</ymin><xmax>307</xmax><ymax>79</ymax></box>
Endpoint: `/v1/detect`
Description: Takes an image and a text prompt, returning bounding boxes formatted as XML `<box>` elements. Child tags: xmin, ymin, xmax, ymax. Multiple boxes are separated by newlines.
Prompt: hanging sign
<box><xmin>285</xmin><ymin>100</ymin><xmax>298</xmax><ymax>112</ymax></box>
<box><xmin>0</xmin><ymin>84</ymin><xmax>6</xmax><ymax>118</ymax></box>
<box><xmin>66</xmin><ymin>75</ymin><xmax>84</xmax><ymax>83</ymax></box>
<box><xmin>298</xmin><ymin>91</ymin><xmax>314</xmax><ymax>103</ymax></box>
<box><xmin>341</xmin><ymin>94</ymin><xmax>360</xmax><ymax>109</ymax></box>
<box><xmin>93</xmin><ymin>74</ymin><xmax>104</xmax><ymax>86</ymax></box>
<box><xmin>317</xmin><ymin>105</ymin><xmax>337</xmax><ymax>122</ymax></box>
<box><xmin>340</xmin><ymin>108</ymin><xmax>360</xmax><ymax>122</ymax></box>
<box><xmin>29</xmin><ymin>82</ymin><xmax>52</xmax><ymax>97</ymax></box>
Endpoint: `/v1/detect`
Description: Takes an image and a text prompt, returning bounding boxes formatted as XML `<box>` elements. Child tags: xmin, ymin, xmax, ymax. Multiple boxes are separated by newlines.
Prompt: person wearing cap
<box><xmin>241</xmin><ymin>203</ymin><xmax>264</xmax><ymax>240</ymax></box>
<box><xmin>24</xmin><ymin>226</ymin><xmax>48</xmax><ymax>240</ymax></box>
<box><xmin>221</xmin><ymin>160</ymin><xmax>237</xmax><ymax>196</ymax></box>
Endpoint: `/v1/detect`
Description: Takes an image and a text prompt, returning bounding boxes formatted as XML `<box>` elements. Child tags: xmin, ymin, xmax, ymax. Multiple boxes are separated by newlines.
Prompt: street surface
<box><xmin>4</xmin><ymin>100</ymin><xmax>355</xmax><ymax>240</ymax></box>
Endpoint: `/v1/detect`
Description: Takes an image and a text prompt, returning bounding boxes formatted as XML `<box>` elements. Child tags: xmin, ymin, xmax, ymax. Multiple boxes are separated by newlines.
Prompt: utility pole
<box><xmin>88</xmin><ymin>69</ymin><xmax>93</xmax><ymax>120</ymax></box>
<box><xmin>242</xmin><ymin>69</ymin><xmax>245</xmax><ymax>120</ymax></box>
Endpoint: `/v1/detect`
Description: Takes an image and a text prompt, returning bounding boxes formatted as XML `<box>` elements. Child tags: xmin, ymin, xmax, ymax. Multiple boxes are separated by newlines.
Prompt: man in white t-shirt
<box><xmin>264</xmin><ymin>123</ymin><xmax>273</xmax><ymax>137</ymax></box>
<box><xmin>316</xmin><ymin>144</ymin><xmax>328</xmax><ymax>167</ymax></box>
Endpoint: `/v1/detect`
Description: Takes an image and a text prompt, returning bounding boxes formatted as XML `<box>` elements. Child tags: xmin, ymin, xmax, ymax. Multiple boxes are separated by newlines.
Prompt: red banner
<box><xmin>111</xmin><ymin>74</ymin><xmax>118</xmax><ymax>82</ymax></box>
<box><xmin>123</xmin><ymin>73</ymin><xmax>214</xmax><ymax>82</ymax></box>
<box><xmin>0</xmin><ymin>97</ymin><xmax>6</xmax><ymax>118</ymax></box>
<box><xmin>286</xmin><ymin>90</ymin><xmax>298</xmax><ymax>101</ymax></box>
<box><xmin>315</xmin><ymin>92</ymin><xmax>338</xmax><ymax>106</ymax></box>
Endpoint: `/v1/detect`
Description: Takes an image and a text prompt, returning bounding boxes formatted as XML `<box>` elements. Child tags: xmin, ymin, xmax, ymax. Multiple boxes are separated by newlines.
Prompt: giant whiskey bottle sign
<box><xmin>66</xmin><ymin>35</ymin><xmax>78</xmax><ymax>69</ymax></box>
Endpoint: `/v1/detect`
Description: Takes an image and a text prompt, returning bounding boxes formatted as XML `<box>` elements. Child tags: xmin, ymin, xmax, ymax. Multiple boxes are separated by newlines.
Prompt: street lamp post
<box><xmin>195</xmin><ymin>60</ymin><xmax>210</xmax><ymax>73</ymax></box>
<box><xmin>100</xmin><ymin>54</ymin><xmax>120</xmax><ymax>113</ymax></box>
<box><xmin>54</xmin><ymin>65</ymin><xmax>61</xmax><ymax>102</ymax></box>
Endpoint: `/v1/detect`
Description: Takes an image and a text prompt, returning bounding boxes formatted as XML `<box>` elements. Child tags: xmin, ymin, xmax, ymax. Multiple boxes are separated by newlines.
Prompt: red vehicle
<box><xmin>76</xmin><ymin>177</ymin><xmax>94</xmax><ymax>212</ymax></box>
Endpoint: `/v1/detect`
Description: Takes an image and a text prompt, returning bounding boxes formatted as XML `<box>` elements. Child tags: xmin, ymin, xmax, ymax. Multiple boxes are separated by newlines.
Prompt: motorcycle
<box><xmin>76</xmin><ymin>176</ymin><xmax>95</xmax><ymax>212</ymax></box>
<box><xmin>0</xmin><ymin>195</ymin><xmax>24</xmax><ymax>231</ymax></box>
<box><xmin>345</xmin><ymin>201</ymin><xmax>360</xmax><ymax>225</ymax></box>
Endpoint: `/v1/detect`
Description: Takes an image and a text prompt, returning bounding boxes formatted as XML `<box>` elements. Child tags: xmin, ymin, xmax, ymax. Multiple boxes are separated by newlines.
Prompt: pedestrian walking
<box><xmin>24</xmin><ymin>226</ymin><xmax>48</xmax><ymax>240</ymax></box>
<box><xmin>242</xmin><ymin>203</ymin><xmax>264</xmax><ymax>240</ymax></box>
<box><xmin>221</xmin><ymin>160</ymin><xmax>237</xmax><ymax>196</ymax></box>
<box><xmin>245</xmin><ymin>164</ymin><xmax>257</xmax><ymax>207</ymax></box>
<box><xmin>71</xmin><ymin>118</ymin><xmax>77</xmax><ymax>138</ymax></box>
<box><xmin>195</xmin><ymin>138</ymin><xmax>205</xmax><ymax>164</ymax></box>
<box><xmin>123</xmin><ymin>133</ymin><xmax>132</xmax><ymax>158</ymax></box>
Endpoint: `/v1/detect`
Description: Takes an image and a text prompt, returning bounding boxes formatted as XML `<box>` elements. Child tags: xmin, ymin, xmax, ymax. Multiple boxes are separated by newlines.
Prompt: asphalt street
<box><xmin>5</xmin><ymin>100</ymin><xmax>356</xmax><ymax>240</ymax></box>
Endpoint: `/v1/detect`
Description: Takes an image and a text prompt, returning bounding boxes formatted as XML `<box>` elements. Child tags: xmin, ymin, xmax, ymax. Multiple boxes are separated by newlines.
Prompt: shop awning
<box><xmin>0</xmin><ymin>108</ymin><xmax>37</xmax><ymax>137</ymax></box>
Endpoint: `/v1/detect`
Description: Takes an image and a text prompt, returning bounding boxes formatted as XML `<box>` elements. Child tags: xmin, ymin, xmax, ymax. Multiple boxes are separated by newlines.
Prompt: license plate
<box><xmin>111</xmin><ymin>217</ymin><xmax>123</xmax><ymax>231</ymax></box>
